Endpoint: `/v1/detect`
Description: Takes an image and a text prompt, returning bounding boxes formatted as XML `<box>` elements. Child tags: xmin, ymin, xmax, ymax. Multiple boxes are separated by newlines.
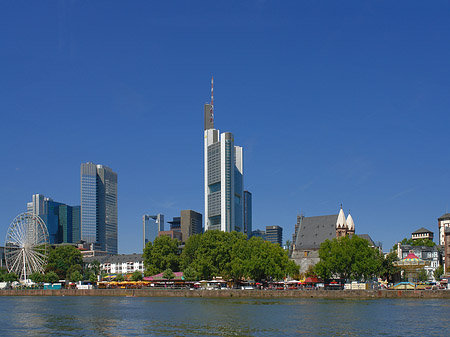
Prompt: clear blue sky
<box><xmin>1</xmin><ymin>1</ymin><xmax>449</xmax><ymax>254</ymax></box>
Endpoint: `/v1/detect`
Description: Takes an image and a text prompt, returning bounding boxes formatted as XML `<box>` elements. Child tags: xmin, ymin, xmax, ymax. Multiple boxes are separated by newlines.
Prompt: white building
<box><xmin>143</xmin><ymin>214</ymin><xmax>164</xmax><ymax>248</ymax></box>
<box><xmin>438</xmin><ymin>213</ymin><xmax>450</xmax><ymax>246</ymax></box>
<box><xmin>84</xmin><ymin>254</ymin><xmax>144</xmax><ymax>275</ymax></box>
<box><xmin>204</xmin><ymin>78</ymin><xmax>244</xmax><ymax>233</ymax></box>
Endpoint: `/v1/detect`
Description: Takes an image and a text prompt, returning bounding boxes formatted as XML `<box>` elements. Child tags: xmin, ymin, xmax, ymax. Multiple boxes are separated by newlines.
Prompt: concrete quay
<box><xmin>1</xmin><ymin>289</ymin><xmax>450</xmax><ymax>299</ymax></box>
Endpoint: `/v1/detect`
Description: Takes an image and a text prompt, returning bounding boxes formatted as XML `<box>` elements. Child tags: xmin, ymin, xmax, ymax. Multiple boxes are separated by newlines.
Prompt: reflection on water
<box><xmin>0</xmin><ymin>296</ymin><xmax>448</xmax><ymax>336</ymax></box>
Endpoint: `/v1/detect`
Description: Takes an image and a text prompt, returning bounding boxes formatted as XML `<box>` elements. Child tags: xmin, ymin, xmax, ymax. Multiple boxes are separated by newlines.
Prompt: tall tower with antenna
<box><xmin>204</xmin><ymin>78</ymin><xmax>245</xmax><ymax>233</ymax></box>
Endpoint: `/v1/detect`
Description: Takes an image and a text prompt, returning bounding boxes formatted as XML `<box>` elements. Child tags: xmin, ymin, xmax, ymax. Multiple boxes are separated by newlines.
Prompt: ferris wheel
<box><xmin>4</xmin><ymin>212</ymin><xmax>49</xmax><ymax>281</ymax></box>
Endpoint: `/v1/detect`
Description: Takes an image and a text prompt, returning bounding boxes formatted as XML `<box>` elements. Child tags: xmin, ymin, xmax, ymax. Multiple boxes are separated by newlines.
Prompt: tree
<box><xmin>46</xmin><ymin>245</ymin><xmax>83</xmax><ymax>279</ymax></box>
<box><xmin>143</xmin><ymin>236</ymin><xmax>180</xmax><ymax>275</ymax></box>
<box><xmin>433</xmin><ymin>265</ymin><xmax>444</xmax><ymax>281</ymax></box>
<box><xmin>89</xmin><ymin>273</ymin><xmax>98</xmax><ymax>284</ymax></box>
<box><xmin>315</xmin><ymin>235</ymin><xmax>382</xmax><ymax>281</ymax></box>
<box><xmin>131</xmin><ymin>270</ymin><xmax>143</xmax><ymax>281</ymax></box>
<box><xmin>3</xmin><ymin>272</ymin><xmax>19</xmax><ymax>283</ymax></box>
<box><xmin>115</xmin><ymin>274</ymin><xmax>125</xmax><ymax>282</ymax></box>
<box><xmin>163</xmin><ymin>268</ymin><xmax>175</xmax><ymax>281</ymax></box>
<box><xmin>304</xmin><ymin>264</ymin><xmax>316</xmax><ymax>278</ymax></box>
<box><xmin>69</xmin><ymin>270</ymin><xmax>83</xmax><ymax>282</ymax></box>
<box><xmin>44</xmin><ymin>271</ymin><xmax>59</xmax><ymax>283</ymax></box>
<box><xmin>418</xmin><ymin>268</ymin><xmax>429</xmax><ymax>282</ymax></box>
<box><xmin>182</xmin><ymin>266</ymin><xmax>198</xmax><ymax>281</ymax></box>
<box><xmin>380</xmin><ymin>252</ymin><xmax>401</xmax><ymax>283</ymax></box>
<box><xmin>29</xmin><ymin>272</ymin><xmax>45</xmax><ymax>283</ymax></box>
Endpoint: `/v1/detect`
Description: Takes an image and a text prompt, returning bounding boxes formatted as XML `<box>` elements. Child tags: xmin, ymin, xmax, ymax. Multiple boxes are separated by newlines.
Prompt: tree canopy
<box><xmin>46</xmin><ymin>245</ymin><xmax>83</xmax><ymax>279</ymax></box>
<box><xmin>315</xmin><ymin>235</ymin><xmax>382</xmax><ymax>281</ymax></box>
<box><xmin>143</xmin><ymin>235</ymin><xmax>180</xmax><ymax>275</ymax></box>
<box><xmin>392</xmin><ymin>238</ymin><xmax>436</xmax><ymax>251</ymax></box>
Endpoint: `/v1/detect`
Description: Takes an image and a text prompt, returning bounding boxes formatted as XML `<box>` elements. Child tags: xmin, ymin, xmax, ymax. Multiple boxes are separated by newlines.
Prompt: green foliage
<box><xmin>131</xmin><ymin>270</ymin><xmax>143</xmax><ymax>281</ymax></box>
<box><xmin>182</xmin><ymin>266</ymin><xmax>198</xmax><ymax>281</ymax></box>
<box><xmin>46</xmin><ymin>245</ymin><xmax>83</xmax><ymax>279</ymax></box>
<box><xmin>69</xmin><ymin>270</ymin><xmax>83</xmax><ymax>282</ymax></box>
<box><xmin>89</xmin><ymin>273</ymin><xmax>98</xmax><ymax>284</ymax></box>
<box><xmin>44</xmin><ymin>271</ymin><xmax>59</xmax><ymax>283</ymax></box>
<box><xmin>163</xmin><ymin>268</ymin><xmax>175</xmax><ymax>280</ymax></box>
<box><xmin>315</xmin><ymin>235</ymin><xmax>382</xmax><ymax>281</ymax></box>
<box><xmin>418</xmin><ymin>268</ymin><xmax>429</xmax><ymax>282</ymax></box>
<box><xmin>115</xmin><ymin>274</ymin><xmax>125</xmax><ymax>282</ymax></box>
<box><xmin>400</xmin><ymin>238</ymin><xmax>435</xmax><ymax>247</ymax></box>
<box><xmin>88</xmin><ymin>260</ymin><xmax>101</xmax><ymax>276</ymax></box>
<box><xmin>181</xmin><ymin>231</ymin><xmax>299</xmax><ymax>282</ymax></box>
<box><xmin>29</xmin><ymin>272</ymin><xmax>45</xmax><ymax>283</ymax></box>
<box><xmin>3</xmin><ymin>272</ymin><xmax>19</xmax><ymax>283</ymax></box>
<box><xmin>304</xmin><ymin>264</ymin><xmax>316</xmax><ymax>278</ymax></box>
<box><xmin>380</xmin><ymin>251</ymin><xmax>401</xmax><ymax>283</ymax></box>
<box><xmin>433</xmin><ymin>265</ymin><xmax>444</xmax><ymax>280</ymax></box>
<box><xmin>143</xmin><ymin>236</ymin><xmax>180</xmax><ymax>275</ymax></box>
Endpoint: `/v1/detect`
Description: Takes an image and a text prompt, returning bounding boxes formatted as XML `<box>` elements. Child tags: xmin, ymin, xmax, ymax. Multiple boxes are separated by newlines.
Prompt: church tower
<box><xmin>336</xmin><ymin>206</ymin><xmax>348</xmax><ymax>237</ymax></box>
<box><xmin>346</xmin><ymin>212</ymin><xmax>355</xmax><ymax>236</ymax></box>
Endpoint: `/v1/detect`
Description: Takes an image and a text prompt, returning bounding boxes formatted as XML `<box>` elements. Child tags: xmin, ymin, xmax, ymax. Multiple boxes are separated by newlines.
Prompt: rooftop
<box><xmin>295</xmin><ymin>214</ymin><xmax>338</xmax><ymax>250</ymax></box>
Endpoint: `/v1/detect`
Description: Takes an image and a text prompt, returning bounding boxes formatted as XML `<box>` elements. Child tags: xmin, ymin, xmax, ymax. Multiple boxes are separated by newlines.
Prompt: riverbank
<box><xmin>1</xmin><ymin>288</ymin><xmax>450</xmax><ymax>298</ymax></box>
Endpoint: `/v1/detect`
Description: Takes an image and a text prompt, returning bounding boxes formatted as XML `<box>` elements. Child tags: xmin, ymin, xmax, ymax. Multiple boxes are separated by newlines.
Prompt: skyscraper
<box><xmin>266</xmin><ymin>225</ymin><xmax>283</xmax><ymax>246</ymax></box>
<box><xmin>180</xmin><ymin>210</ymin><xmax>203</xmax><ymax>243</ymax></box>
<box><xmin>243</xmin><ymin>190</ymin><xmax>252</xmax><ymax>237</ymax></box>
<box><xmin>204</xmin><ymin>78</ymin><xmax>244</xmax><ymax>232</ymax></box>
<box><xmin>143</xmin><ymin>214</ymin><xmax>164</xmax><ymax>248</ymax></box>
<box><xmin>27</xmin><ymin>194</ymin><xmax>80</xmax><ymax>244</ymax></box>
<box><xmin>81</xmin><ymin>162</ymin><xmax>118</xmax><ymax>254</ymax></box>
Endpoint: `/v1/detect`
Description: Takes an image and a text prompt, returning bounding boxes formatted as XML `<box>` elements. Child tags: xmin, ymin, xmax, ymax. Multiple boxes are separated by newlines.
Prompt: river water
<box><xmin>0</xmin><ymin>296</ymin><xmax>448</xmax><ymax>336</ymax></box>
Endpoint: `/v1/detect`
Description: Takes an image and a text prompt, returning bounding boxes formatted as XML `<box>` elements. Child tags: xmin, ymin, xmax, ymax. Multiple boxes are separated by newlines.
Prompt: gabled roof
<box><xmin>438</xmin><ymin>213</ymin><xmax>450</xmax><ymax>221</ymax></box>
<box><xmin>412</xmin><ymin>227</ymin><xmax>433</xmax><ymax>234</ymax></box>
<box><xmin>295</xmin><ymin>214</ymin><xmax>338</xmax><ymax>250</ymax></box>
<box><xmin>357</xmin><ymin>234</ymin><xmax>375</xmax><ymax>246</ymax></box>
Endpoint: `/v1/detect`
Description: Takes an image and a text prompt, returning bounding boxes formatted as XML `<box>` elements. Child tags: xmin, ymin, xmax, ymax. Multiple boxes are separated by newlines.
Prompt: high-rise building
<box><xmin>27</xmin><ymin>194</ymin><xmax>80</xmax><ymax>244</ymax></box>
<box><xmin>81</xmin><ymin>162</ymin><xmax>118</xmax><ymax>255</ymax></box>
<box><xmin>143</xmin><ymin>214</ymin><xmax>164</xmax><ymax>248</ymax></box>
<box><xmin>180</xmin><ymin>210</ymin><xmax>203</xmax><ymax>243</ymax></box>
<box><xmin>266</xmin><ymin>225</ymin><xmax>283</xmax><ymax>246</ymax></box>
<box><xmin>243</xmin><ymin>191</ymin><xmax>252</xmax><ymax>237</ymax></box>
<box><xmin>204</xmin><ymin>78</ymin><xmax>244</xmax><ymax>232</ymax></box>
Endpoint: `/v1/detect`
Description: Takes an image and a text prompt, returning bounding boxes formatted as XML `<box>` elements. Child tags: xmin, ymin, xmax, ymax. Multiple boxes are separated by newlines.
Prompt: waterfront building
<box><xmin>396</xmin><ymin>243</ymin><xmax>442</xmax><ymax>281</ymax></box>
<box><xmin>204</xmin><ymin>78</ymin><xmax>244</xmax><ymax>233</ymax></box>
<box><xmin>81</xmin><ymin>162</ymin><xmax>118</xmax><ymax>255</ymax></box>
<box><xmin>291</xmin><ymin>207</ymin><xmax>356</xmax><ymax>273</ymax></box>
<box><xmin>411</xmin><ymin>227</ymin><xmax>434</xmax><ymax>241</ymax></box>
<box><xmin>438</xmin><ymin>213</ymin><xmax>450</xmax><ymax>246</ymax></box>
<box><xmin>143</xmin><ymin>214</ymin><xmax>164</xmax><ymax>248</ymax></box>
<box><xmin>180</xmin><ymin>210</ymin><xmax>203</xmax><ymax>244</ymax></box>
<box><xmin>27</xmin><ymin>194</ymin><xmax>80</xmax><ymax>244</ymax></box>
<box><xmin>168</xmin><ymin>217</ymin><xmax>181</xmax><ymax>231</ymax></box>
<box><xmin>266</xmin><ymin>225</ymin><xmax>283</xmax><ymax>246</ymax></box>
<box><xmin>243</xmin><ymin>191</ymin><xmax>252</xmax><ymax>237</ymax></box>
<box><xmin>83</xmin><ymin>253</ymin><xmax>144</xmax><ymax>275</ymax></box>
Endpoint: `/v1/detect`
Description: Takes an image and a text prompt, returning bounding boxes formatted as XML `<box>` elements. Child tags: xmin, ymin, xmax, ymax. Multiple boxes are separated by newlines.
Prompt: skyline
<box><xmin>1</xmin><ymin>1</ymin><xmax>450</xmax><ymax>253</ymax></box>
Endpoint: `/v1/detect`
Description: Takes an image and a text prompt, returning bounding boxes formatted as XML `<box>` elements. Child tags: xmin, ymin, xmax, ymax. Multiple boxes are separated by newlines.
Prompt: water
<box><xmin>0</xmin><ymin>296</ymin><xmax>449</xmax><ymax>336</ymax></box>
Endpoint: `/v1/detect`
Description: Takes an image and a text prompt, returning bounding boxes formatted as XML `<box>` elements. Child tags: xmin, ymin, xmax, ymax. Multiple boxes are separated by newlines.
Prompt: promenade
<box><xmin>1</xmin><ymin>288</ymin><xmax>450</xmax><ymax>299</ymax></box>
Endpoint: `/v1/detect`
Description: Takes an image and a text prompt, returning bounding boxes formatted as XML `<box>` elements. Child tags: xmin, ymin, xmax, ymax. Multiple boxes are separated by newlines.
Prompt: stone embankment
<box><xmin>1</xmin><ymin>289</ymin><xmax>450</xmax><ymax>298</ymax></box>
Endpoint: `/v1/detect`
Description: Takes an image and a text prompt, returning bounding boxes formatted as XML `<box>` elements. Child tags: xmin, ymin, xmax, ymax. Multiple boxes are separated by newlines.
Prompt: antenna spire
<box><xmin>211</xmin><ymin>76</ymin><xmax>214</xmax><ymax>106</ymax></box>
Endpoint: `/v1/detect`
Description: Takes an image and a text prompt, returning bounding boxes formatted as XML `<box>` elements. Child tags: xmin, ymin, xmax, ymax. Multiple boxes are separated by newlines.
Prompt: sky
<box><xmin>1</xmin><ymin>1</ymin><xmax>450</xmax><ymax>254</ymax></box>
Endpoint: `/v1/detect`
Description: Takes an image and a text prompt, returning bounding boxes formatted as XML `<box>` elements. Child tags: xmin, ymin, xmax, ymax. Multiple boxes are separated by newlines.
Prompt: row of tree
<box><xmin>143</xmin><ymin>231</ymin><xmax>299</xmax><ymax>282</ymax></box>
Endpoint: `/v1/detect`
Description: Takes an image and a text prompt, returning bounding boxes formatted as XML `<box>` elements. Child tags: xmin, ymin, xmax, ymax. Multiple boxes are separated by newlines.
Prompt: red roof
<box><xmin>404</xmin><ymin>252</ymin><xmax>420</xmax><ymax>260</ymax></box>
<box><xmin>304</xmin><ymin>277</ymin><xmax>322</xmax><ymax>283</ymax></box>
<box><xmin>143</xmin><ymin>272</ymin><xmax>184</xmax><ymax>281</ymax></box>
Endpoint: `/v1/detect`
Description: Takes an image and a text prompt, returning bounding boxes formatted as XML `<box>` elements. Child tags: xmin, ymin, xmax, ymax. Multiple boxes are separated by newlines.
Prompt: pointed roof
<box><xmin>412</xmin><ymin>227</ymin><xmax>433</xmax><ymax>234</ymax></box>
<box><xmin>438</xmin><ymin>213</ymin><xmax>450</xmax><ymax>221</ymax></box>
<box><xmin>336</xmin><ymin>207</ymin><xmax>347</xmax><ymax>228</ymax></box>
<box><xmin>346</xmin><ymin>213</ymin><xmax>355</xmax><ymax>231</ymax></box>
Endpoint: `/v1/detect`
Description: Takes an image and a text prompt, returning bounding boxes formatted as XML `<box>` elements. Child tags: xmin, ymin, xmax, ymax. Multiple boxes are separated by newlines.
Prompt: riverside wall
<box><xmin>1</xmin><ymin>289</ymin><xmax>450</xmax><ymax>299</ymax></box>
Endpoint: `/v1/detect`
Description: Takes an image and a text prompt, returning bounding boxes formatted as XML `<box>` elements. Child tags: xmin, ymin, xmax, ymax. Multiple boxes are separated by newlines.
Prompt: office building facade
<box><xmin>81</xmin><ymin>162</ymin><xmax>118</xmax><ymax>255</ymax></box>
<box><xmin>204</xmin><ymin>80</ymin><xmax>244</xmax><ymax>232</ymax></box>
<box><xmin>266</xmin><ymin>225</ymin><xmax>283</xmax><ymax>246</ymax></box>
<box><xmin>143</xmin><ymin>214</ymin><xmax>164</xmax><ymax>248</ymax></box>
<box><xmin>27</xmin><ymin>194</ymin><xmax>80</xmax><ymax>244</ymax></box>
<box><xmin>243</xmin><ymin>190</ymin><xmax>252</xmax><ymax>237</ymax></box>
<box><xmin>180</xmin><ymin>210</ymin><xmax>203</xmax><ymax>243</ymax></box>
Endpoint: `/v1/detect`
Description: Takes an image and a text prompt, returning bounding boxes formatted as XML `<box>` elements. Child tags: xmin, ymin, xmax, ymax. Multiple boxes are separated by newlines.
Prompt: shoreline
<box><xmin>1</xmin><ymin>289</ymin><xmax>450</xmax><ymax>299</ymax></box>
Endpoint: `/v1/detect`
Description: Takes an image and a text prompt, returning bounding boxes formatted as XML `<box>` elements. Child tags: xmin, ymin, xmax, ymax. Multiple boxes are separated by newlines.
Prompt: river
<box><xmin>0</xmin><ymin>296</ymin><xmax>448</xmax><ymax>336</ymax></box>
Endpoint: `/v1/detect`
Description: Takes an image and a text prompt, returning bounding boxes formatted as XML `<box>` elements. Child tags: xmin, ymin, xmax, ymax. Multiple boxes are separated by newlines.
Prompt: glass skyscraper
<box><xmin>81</xmin><ymin>162</ymin><xmax>118</xmax><ymax>254</ymax></box>
<box><xmin>204</xmin><ymin>81</ymin><xmax>244</xmax><ymax>233</ymax></box>
<box><xmin>243</xmin><ymin>190</ymin><xmax>252</xmax><ymax>237</ymax></box>
<box><xmin>143</xmin><ymin>214</ymin><xmax>164</xmax><ymax>249</ymax></box>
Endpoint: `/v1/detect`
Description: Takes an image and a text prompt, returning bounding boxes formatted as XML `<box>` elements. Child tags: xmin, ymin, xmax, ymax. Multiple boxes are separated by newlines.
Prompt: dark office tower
<box><xmin>81</xmin><ymin>162</ymin><xmax>118</xmax><ymax>255</ymax></box>
<box><xmin>180</xmin><ymin>210</ymin><xmax>203</xmax><ymax>244</ymax></box>
<box><xmin>243</xmin><ymin>191</ymin><xmax>252</xmax><ymax>237</ymax></box>
<box><xmin>72</xmin><ymin>206</ymin><xmax>81</xmax><ymax>242</ymax></box>
<box><xmin>266</xmin><ymin>225</ymin><xmax>283</xmax><ymax>246</ymax></box>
